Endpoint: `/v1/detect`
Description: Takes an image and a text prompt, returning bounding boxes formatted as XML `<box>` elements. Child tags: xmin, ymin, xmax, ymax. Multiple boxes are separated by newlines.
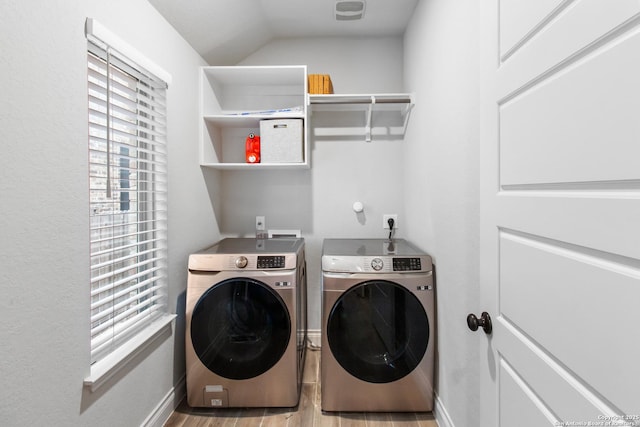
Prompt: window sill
<box><xmin>84</xmin><ymin>313</ymin><xmax>177</xmax><ymax>392</ymax></box>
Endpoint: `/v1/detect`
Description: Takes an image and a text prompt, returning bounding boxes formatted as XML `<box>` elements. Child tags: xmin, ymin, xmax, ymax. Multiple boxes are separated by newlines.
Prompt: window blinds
<box><xmin>87</xmin><ymin>40</ymin><xmax>168</xmax><ymax>364</ymax></box>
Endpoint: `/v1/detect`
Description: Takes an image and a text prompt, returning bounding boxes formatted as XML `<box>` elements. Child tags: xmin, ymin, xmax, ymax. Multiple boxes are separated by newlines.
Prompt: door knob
<box><xmin>467</xmin><ymin>312</ymin><xmax>492</xmax><ymax>334</ymax></box>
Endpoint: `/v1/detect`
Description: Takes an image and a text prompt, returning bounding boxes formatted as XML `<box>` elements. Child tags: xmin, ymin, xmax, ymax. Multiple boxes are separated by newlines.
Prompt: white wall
<box><xmin>0</xmin><ymin>0</ymin><xmax>218</xmax><ymax>425</ymax></box>
<box><xmin>233</xmin><ymin>37</ymin><xmax>407</xmax><ymax>333</ymax></box>
<box><xmin>404</xmin><ymin>1</ymin><xmax>481</xmax><ymax>426</ymax></box>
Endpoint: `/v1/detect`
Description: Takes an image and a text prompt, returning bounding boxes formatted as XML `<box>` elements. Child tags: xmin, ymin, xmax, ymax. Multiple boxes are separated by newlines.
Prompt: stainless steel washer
<box><xmin>185</xmin><ymin>238</ymin><xmax>307</xmax><ymax>408</ymax></box>
<box><xmin>321</xmin><ymin>238</ymin><xmax>435</xmax><ymax>412</ymax></box>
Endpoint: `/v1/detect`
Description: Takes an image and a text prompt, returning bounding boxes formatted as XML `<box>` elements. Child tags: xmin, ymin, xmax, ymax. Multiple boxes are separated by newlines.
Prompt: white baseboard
<box><xmin>142</xmin><ymin>375</ymin><xmax>186</xmax><ymax>427</ymax></box>
<box><xmin>434</xmin><ymin>393</ymin><xmax>455</xmax><ymax>427</ymax></box>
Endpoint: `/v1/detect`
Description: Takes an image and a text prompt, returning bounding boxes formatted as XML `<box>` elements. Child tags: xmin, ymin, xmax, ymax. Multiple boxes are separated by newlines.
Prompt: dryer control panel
<box><xmin>321</xmin><ymin>238</ymin><xmax>433</xmax><ymax>274</ymax></box>
<box><xmin>323</xmin><ymin>256</ymin><xmax>432</xmax><ymax>273</ymax></box>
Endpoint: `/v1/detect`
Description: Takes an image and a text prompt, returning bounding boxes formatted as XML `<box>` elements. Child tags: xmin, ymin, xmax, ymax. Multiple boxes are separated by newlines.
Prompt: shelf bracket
<box><xmin>402</xmin><ymin>102</ymin><xmax>414</xmax><ymax>137</ymax></box>
<box><xmin>365</xmin><ymin>95</ymin><xmax>375</xmax><ymax>142</ymax></box>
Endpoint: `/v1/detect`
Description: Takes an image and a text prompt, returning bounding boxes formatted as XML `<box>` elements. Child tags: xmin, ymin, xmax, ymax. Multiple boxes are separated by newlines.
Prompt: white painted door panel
<box><xmin>501</xmin><ymin>30</ymin><xmax>640</xmax><ymax>186</ymax></box>
<box><xmin>499</xmin><ymin>322</ymin><xmax>611</xmax><ymax>423</ymax></box>
<box><xmin>480</xmin><ymin>1</ymin><xmax>640</xmax><ymax>426</ymax></box>
<box><xmin>498</xmin><ymin>0</ymin><xmax>640</xmax><ymax>99</ymax></box>
<box><xmin>499</xmin><ymin>0</ymin><xmax>563</xmax><ymax>60</ymax></box>
<box><xmin>500</xmin><ymin>231</ymin><xmax>640</xmax><ymax>412</ymax></box>
<box><xmin>497</xmin><ymin>195</ymin><xmax>640</xmax><ymax>261</ymax></box>
<box><xmin>499</xmin><ymin>360</ymin><xmax>557</xmax><ymax>426</ymax></box>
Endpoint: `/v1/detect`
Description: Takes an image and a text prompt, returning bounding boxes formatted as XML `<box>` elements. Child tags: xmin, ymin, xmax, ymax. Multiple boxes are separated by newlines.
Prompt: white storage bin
<box><xmin>260</xmin><ymin>119</ymin><xmax>304</xmax><ymax>163</ymax></box>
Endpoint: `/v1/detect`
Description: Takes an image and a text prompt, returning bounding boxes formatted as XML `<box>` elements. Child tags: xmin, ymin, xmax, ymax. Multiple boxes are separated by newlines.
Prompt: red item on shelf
<box><xmin>245</xmin><ymin>133</ymin><xmax>260</xmax><ymax>163</ymax></box>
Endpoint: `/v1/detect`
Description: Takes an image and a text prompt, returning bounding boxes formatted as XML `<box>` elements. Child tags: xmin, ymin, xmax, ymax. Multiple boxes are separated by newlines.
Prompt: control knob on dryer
<box><xmin>371</xmin><ymin>258</ymin><xmax>384</xmax><ymax>271</ymax></box>
<box><xmin>235</xmin><ymin>256</ymin><xmax>248</xmax><ymax>268</ymax></box>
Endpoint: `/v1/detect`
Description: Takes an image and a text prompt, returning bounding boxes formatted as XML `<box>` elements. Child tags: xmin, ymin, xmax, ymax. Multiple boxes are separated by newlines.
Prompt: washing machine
<box><xmin>185</xmin><ymin>238</ymin><xmax>307</xmax><ymax>408</ymax></box>
<box><xmin>321</xmin><ymin>238</ymin><xmax>435</xmax><ymax>412</ymax></box>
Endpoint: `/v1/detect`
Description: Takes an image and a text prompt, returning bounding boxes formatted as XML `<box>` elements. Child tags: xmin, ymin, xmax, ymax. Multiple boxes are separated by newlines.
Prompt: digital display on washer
<box><xmin>257</xmin><ymin>255</ymin><xmax>285</xmax><ymax>269</ymax></box>
<box><xmin>392</xmin><ymin>257</ymin><xmax>422</xmax><ymax>271</ymax></box>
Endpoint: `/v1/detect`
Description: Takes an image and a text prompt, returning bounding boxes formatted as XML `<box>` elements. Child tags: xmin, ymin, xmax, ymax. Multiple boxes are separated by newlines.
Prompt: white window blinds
<box><xmin>87</xmin><ymin>39</ymin><xmax>168</xmax><ymax>364</ymax></box>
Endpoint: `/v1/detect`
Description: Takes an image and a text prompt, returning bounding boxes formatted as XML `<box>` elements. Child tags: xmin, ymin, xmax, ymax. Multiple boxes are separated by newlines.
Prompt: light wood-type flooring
<box><xmin>164</xmin><ymin>347</ymin><xmax>438</xmax><ymax>427</ymax></box>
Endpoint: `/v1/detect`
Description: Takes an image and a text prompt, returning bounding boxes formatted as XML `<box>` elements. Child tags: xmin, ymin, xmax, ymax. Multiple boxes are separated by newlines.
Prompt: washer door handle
<box><xmin>467</xmin><ymin>312</ymin><xmax>492</xmax><ymax>334</ymax></box>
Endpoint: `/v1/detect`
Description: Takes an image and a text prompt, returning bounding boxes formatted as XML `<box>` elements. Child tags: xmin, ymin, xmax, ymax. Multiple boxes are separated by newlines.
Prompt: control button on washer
<box><xmin>235</xmin><ymin>256</ymin><xmax>248</xmax><ymax>268</ymax></box>
<box><xmin>371</xmin><ymin>258</ymin><xmax>384</xmax><ymax>271</ymax></box>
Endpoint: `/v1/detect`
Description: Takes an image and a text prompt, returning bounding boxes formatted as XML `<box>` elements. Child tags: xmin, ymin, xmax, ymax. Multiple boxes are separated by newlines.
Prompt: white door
<box><xmin>479</xmin><ymin>1</ymin><xmax>640</xmax><ymax>426</ymax></box>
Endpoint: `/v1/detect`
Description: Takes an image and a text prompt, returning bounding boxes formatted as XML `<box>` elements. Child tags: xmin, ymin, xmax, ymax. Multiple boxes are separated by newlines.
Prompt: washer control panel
<box><xmin>366</xmin><ymin>257</ymin><xmax>423</xmax><ymax>272</ymax></box>
<box><xmin>323</xmin><ymin>255</ymin><xmax>432</xmax><ymax>273</ymax></box>
<box><xmin>321</xmin><ymin>239</ymin><xmax>433</xmax><ymax>274</ymax></box>
<box><xmin>393</xmin><ymin>257</ymin><xmax>422</xmax><ymax>271</ymax></box>
<box><xmin>257</xmin><ymin>255</ymin><xmax>286</xmax><ymax>269</ymax></box>
<box><xmin>220</xmin><ymin>254</ymin><xmax>296</xmax><ymax>270</ymax></box>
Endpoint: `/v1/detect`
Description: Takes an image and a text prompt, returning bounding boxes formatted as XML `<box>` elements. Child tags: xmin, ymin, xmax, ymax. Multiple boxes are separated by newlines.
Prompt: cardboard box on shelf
<box><xmin>308</xmin><ymin>74</ymin><xmax>333</xmax><ymax>94</ymax></box>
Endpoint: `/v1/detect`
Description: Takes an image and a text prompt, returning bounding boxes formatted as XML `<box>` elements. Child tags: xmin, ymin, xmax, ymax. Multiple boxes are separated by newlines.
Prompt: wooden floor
<box><xmin>164</xmin><ymin>347</ymin><xmax>438</xmax><ymax>427</ymax></box>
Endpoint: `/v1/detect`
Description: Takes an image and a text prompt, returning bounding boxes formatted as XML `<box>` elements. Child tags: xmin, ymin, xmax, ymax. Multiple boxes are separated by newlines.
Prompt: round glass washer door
<box><xmin>327</xmin><ymin>280</ymin><xmax>429</xmax><ymax>383</ymax></box>
<box><xmin>191</xmin><ymin>278</ymin><xmax>291</xmax><ymax>380</ymax></box>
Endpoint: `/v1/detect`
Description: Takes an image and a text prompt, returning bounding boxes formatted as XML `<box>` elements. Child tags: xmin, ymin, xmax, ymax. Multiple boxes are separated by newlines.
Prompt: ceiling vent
<box><xmin>335</xmin><ymin>0</ymin><xmax>366</xmax><ymax>21</ymax></box>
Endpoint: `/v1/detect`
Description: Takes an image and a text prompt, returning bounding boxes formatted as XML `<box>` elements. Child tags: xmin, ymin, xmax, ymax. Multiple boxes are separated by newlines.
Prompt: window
<box><xmin>87</xmin><ymin>37</ymin><xmax>168</xmax><ymax>366</ymax></box>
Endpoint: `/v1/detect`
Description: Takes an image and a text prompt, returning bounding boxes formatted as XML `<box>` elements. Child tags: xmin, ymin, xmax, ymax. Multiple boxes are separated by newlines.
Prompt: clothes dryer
<box><xmin>321</xmin><ymin>238</ymin><xmax>435</xmax><ymax>412</ymax></box>
<box><xmin>186</xmin><ymin>238</ymin><xmax>306</xmax><ymax>408</ymax></box>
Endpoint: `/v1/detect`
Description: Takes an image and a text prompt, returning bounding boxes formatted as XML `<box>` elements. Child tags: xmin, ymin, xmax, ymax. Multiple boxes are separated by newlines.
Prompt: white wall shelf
<box><xmin>199</xmin><ymin>67</ymin><xmax>413</xmax><ymax>169</ymax></box>
<box><xmin>309</xmin><ymin>93</ymin><xmax>412</xmax><ymax>106</ymax></box>
<box><xmin>309</xmin><ymin>93</ymin><xmax>414</xmax><ymax>142</ymax></box>
<box><xmin>199</xmin><ymin>65</ymin><xmax>309</xmax><ymax>169</ymax></box>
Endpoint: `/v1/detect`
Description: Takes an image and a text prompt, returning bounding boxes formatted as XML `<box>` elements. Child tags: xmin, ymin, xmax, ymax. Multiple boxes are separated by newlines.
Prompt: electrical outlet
<box><xmin>256</xmin><ymin>216</ymin><xmax>266</xmax><ymax>231</ymax></box>
<box><xmin>383</xmin><ymin>214</ymin><xmax>398</xmax><ymax>229</ymax></box>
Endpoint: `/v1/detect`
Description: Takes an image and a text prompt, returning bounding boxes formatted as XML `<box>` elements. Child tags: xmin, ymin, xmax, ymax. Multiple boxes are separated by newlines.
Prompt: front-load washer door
<box><xmin>190</xmin><ymin>278</ymin><xmax>291</xmax><ymax>380</ymax></box>
<box><xmin>327</xmin><ymin>280</ymin><xmax>429</xmax><ymax>383</ymax></box>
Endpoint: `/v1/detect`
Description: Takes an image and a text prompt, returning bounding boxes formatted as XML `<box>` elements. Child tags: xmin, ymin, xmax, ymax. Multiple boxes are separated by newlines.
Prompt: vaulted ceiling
<box><xmin>148</xmin><ymin>0</ymin><xmax>419</xmax><ymax>65</ymax></box>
